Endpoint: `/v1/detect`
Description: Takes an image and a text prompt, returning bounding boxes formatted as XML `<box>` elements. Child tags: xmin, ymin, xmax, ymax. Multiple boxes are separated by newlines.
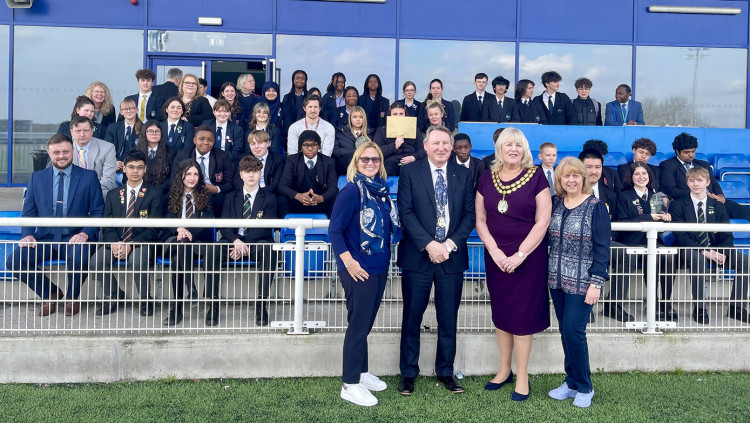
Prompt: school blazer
<box><xmin>615</xmin><ymin>187</ymin><xmax>658</xmax><ymax>246</ymax></box>
<box><xmin>481</xmin><ymin>96</ymin><xmax>520</xmax><ymax>123</ymax></box>
<box><xmin>102</xmin><ymin>183</ymin><xmax>163</xmax><ymax>243</ymax></box>
<box><xmin>201</xmin><ymin>119</ymin><xmax>246</xmax><ymax>162</ymax></box>
<box><xmin>601</xmin><ymin>167</ymin><xmax>622</xmax><ymax>193</ymax></box>
<box><xmin>122</xmin><ymin>93</ymin><xmax>165</xmax><ymax>122</ymax></box>
<box><xmin>172</xmin><ymin>147</ymin><xmax>235</xmax><ymax>195</ymax></box>
<box><xmin>220</xmin><ymin>187</ymin><xmax>277</xmax><ymax>243</ymax></box>
<box><xmin>372</xmin><ymin>126</ymin><xmax>425</xmax><ymax>161</ymax></box>
<box><xmin>277</xmin><ymin>153</ymin><xmax>338</xmax><ymax>203</ymax></box>
<box><xmin>160</xmin><ymin>120</ymin><xmax>195</xmax><ymax>152</ymax></box>
<box><xmin>533</xmin><ymin>92</ymin><xmax>578</xmax><ymax>125</ymax></box>
<box><xmin>396</xmin><ymin>159</ymin><xmax>475</xmax><ymax>273</ymax></box>
<box><xmin>162</xmin><ymin>202</ymin><xmax>215</xmax><ymax>243</ymax></box>
<box><xmin>233</xmin><ymin>150</ymin><xmax>284</xmax><ymax>194</ymax></box>
<box><xmin>449</xmin><ymin>153</ymin><xmax>486</xmax><ymax>190</ymax></box>
<box><xmin>417</xmin><ymin>98</ymin><xmax>456</xmax><ymax>132</ymax></box>
<box><xmin>596</xmin><ymin>180</ymin><xmax>617</xmax><ymax>220</ymax></box>
<box><xmin>604</xmin><ymin>100</ymin><xmax>645</xmax><ymax>126</ymax></box>
<box><xmin>104</xmin><ymin>121</ymin><xmax>140</xmax><ymax>161</ymax></box>
<box><xmin>516</xmin><ymin>98</ymin><xmax>547</xmax><ymax>124</ymax></box>
<box><xmin>460</xmin><ymin>92</ymin><xmax>485</xmax><ymax>122</ymax></box>
<box><xmin>670</xmin><ymin>195</ymin><xmax>733</xmax><ymax>248</ymax></box>
<box><xmin>659</xmin><ymin>156</ymin><xmax>722</xmax><ymax>200</ymax></box>
<box><xmin>22</xmin><ymin>165</ymin><xmax>104</xmax><ymax>240</ymax></box>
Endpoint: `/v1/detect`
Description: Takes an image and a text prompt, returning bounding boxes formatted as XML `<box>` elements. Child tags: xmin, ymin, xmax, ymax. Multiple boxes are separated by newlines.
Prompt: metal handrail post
<box><xmin>289</xmin><ymin>224</ymin><xmax>308</xmax><ymax>335</ymax></box>
<box><xmin>643</xmin><ymin>228</ymin><xmax>661</xmax><ymax>335</ymax></box>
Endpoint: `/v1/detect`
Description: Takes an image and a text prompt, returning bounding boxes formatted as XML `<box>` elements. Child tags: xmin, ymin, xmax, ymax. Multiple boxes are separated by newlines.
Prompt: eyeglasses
<box><xmin>146</xmin><ymin>130</ymin><xmax>161</xmax><ymax>135</ymax></box>
<box><xmin>301</xmin><ymin>143</ymin><xmax>318</xmax><ymax>149</ymax></box>
<box><xmin>125</xmin><ymin>165</ymin><xmax>146</xmax><ymax>171</ymax></box>
<box><xmin>359</xmin><ymin>157</ymin><xmax>381</xmax><ymax>164</ymax></box>
<box><xmin>183</xmin><ymin>81</ymin><xmax>198</xmax><ymax>86</ymax></box>
<box><xmin>121</xmin><ymin>107</ymin><xmax>136</xmax><ymax>112</ymax></box>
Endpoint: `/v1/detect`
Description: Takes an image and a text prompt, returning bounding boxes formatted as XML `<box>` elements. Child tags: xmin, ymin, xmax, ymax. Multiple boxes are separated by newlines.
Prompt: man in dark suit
<box><xmin>660</xmin><ymin>132</ymin><xmax>750</xmax><ymax>221</ymax></box>
<box><xmin>397</xmin><ymin>125</ymin><xmax>475</xmax><ymax>395</ymax></box>
<box><xmin>617</xmin><ymin>138</ymin><xmax>661</xmax><ymax>191</ymax></box>
<box><xmin>172</xmin><ymin>125</ymin><xmax>235</xmax><ymax>217</ymax></box>
<box><xmin>92</xmin><ymin>151</ymin><xmax>163</xmax><ymax>317</ymax></box>
<box><xmin>277</xmin><ymin>130</ymin><xmax>338</xmax><ymax>217</ymax></box>
<box><xmin>582</xmin><ymin>139</ymin><xmax>622</xmax><ymax>192</ymax></box>
<box><xmin>221</xmin><ymin>155</ymin><xmax>278</xmax><ymax>326</ymax></box>
<box><xmin>580</xmin><ymin>149</ymin><xmax>617</xmax><ymax>220</ymax></box>
<box><xmin>533</xmin><ymin>71</ymin><xmax>577</xmax><ymax>125</ymax></box>
<box><xmin>604</xmin><ymin>84</ymin><xmax>645</xmax><ymax>126</ymax></box>
<box><xmin>481</xmin><ymin>75</ymin><xmax>520</xmax><ymax>123</ymax></box>
<box><xmin>234</xmin><ymin>129</ymin><xmax>284</xmax><ymax>195</ymax></box>
<box><xmin>459</xmin><ymin>72</ymin><xmax>489</xmax><ymax>122</ymax></box>
<box><xmin>6</xmin><ymin>134</ymin><xmax>104</xmax><ymax>317</ymax></box>
<box><xmin>671</xmin><ymin>166</ymin><xmax>750</xmax><ymax>324</ymax></box>
<box><xmin>120</xmin><ymin>69</ymin><xmax>165</xmax><ymax>123</ymax></box>
<box><xmin>451</xmin><ymin>133</ymin><xmax>485</xmax><ymax>191</ymax></box>
<box><xmin>152</xmin><ymin>67</ymin><xmax>182</xmax><ymax>101</ymax></box>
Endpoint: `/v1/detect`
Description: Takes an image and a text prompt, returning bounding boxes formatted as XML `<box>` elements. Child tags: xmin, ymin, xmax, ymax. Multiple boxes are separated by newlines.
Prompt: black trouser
<box><xmin>92</xmin><ymin>245</ymin><xmax>153</xmax><ymax>299</ymax></box>
<box><xmin>609</xmin><ymin>242</ymin><xmax>676</xmax><ymax>310</ymax></box>
<box><xmin>164</xmin><ymin>238</ymin><xmax>220</xmax><ymax>307</ymax></box>
<box><xmin>681</xmin><ymin>248</ymin><xmax>750</xmax><ymax>309</ymax></box>
<box><xmin>340</xmin><ymin>269</ymin><xmax>387</xmax><ymax>384</ymax></box>
<box><xmin>220</xmin><ymin>241</ymin><xmax>277</xmax><ymax>300</ymax></box>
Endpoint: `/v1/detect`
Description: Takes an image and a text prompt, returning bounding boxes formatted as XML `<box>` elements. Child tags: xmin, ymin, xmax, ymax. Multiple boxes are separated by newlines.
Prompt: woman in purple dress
<box><xmin>475</xmin><ymin>127</ymin><xmax>552</xmax><ymax>401</ymax></box>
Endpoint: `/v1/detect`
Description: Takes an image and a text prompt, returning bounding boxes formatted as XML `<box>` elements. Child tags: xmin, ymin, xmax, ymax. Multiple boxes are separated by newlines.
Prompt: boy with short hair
<box><xmin>460</xmin><ymin>73</ymin><xmax>489</xmax><ymax>122</ymax></box>
<box><xmin>572</xmin><ymin>78</ymin><xmax>602</xmax><ymax>126</ymax></box>
<box><xmin>122</xmin><ymin>69</ymin><xmax>165</xmax><ymax>122</ymax></box>
<box><xmin>671</xmin><ymin>166</ymin><xmax>750</xmax><ymax>324</ymax></box>
<box><xmin>234</xmin><ymin>129</ymin><xmax>284</xmax><ymax>194</ymax></box>
<box><xmin>538</xmin><ymin>142</ymin><xmax>558</xmax><ymax>195</ymax></box>
<box><xmin>221</xmin><ymin>155</ymin><xmax>278</xmax><ymax>325</ymax></box>
<box><xmin>451</xmin><ymin>133</ymin><xmax>485</xmax><ymax>191</ymax></box>
<box><xmin>532</xmin><ymin>71</ymin><xmax>577</xmax><ymax>125</ymax></box>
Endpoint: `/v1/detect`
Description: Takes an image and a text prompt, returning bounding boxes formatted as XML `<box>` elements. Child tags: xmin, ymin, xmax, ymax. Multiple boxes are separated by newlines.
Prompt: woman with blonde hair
<box><xmin>179</xmin><ymin>73</ymin><xmax>213</xmax><ymax>126</ymax></box>
<box><xmin>333</xmin><ymin>106</ymin><xmax>372</xmax><ymax>174</ymax></box>
<box><xmin>475</xmin><ymin>127</ymin><xmax>552</xmax><ymax>401</ymax></box>
<box><xmin>85</xmin><ymin>81</ymin><xmax>116</xmax><ymax>127</ymax></box>
<box><xmin>329</xmin><ymin>141</ymin><xmax>401</xmax><ymax>407</ymax></box>
<box><xmin>248</xmin><ymin>102</ymin><xmax>282</xmax><ymax>155</ymax></box>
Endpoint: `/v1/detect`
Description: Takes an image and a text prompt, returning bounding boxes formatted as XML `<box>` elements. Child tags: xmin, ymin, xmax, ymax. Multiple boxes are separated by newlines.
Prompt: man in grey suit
<box><xmin>69</xmin><ymin>115</ymin><xmax>117</xmax><ymax>197</ymax></box>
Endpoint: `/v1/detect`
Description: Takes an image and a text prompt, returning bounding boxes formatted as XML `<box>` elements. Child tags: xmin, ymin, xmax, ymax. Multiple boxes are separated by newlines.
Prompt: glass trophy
<box><xmin>649</xmin><ymin>192</ymin><xmax>670</xmax><ymax>214</ymax></box>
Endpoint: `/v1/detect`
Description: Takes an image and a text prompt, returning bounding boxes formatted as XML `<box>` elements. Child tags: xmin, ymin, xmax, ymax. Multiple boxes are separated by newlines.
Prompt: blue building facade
<box><xmin>0</xmin><ymin>0</ymin><xmax>748</xmax><ymax>185</ymax></box>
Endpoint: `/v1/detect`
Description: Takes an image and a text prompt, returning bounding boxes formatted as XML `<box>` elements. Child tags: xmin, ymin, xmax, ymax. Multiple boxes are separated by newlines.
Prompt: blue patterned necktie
<box><xmin>435</xmin><ymin>169</ymin><xmax>447</xmax><ymax>242</ymax></box>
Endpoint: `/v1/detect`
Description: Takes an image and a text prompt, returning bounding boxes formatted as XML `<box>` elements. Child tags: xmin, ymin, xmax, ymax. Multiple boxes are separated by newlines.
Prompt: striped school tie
<box><xmin>697</xmin><ymin>201</ymin><xmax>709</xmax><ymax>247</ymax></box>
<box><xmin>122</xmin><ymin>189</ymin><xmax>136</xmax><ymax>242</ymax></box>
<box><xmin>185</xmin><ymin>193</ymin><xmax>194</xmax><ymax>219</ymax></box>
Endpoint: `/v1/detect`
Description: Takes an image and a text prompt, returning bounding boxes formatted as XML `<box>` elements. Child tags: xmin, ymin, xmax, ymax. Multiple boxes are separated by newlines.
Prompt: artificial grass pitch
<box><xmin>1</xmin><ymin>372</ymin><xmax>749</xmax><ymax>422</ymax></box>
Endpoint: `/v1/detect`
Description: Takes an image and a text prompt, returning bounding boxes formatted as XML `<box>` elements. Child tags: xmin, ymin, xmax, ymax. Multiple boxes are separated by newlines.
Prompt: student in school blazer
<box><xmin>201</xmin><ymin>118</ymin><xmax>246</xmax><ymax>162</ymax></box>
<box><xmin>533</xmin><ymin>92</ymin><xmax>578</xmax><ymax>125</ymax></box>
<box><xmin>604</xmin><ymin>100</ymin><xmax>645</xmax><ymax>126</ymax></box>
<box><xmin>659</xmin><ymin>155</ymin><xmax>720</xmax><ymax>200</ymax></box>
<box><xmin>481</xmin><ymin>96</ymin><xmax>520</xmax><ymax>123</ymax></box>
<box><xmin>160</xmin><ymin>120</ymin><xmax>195</xmax><ymax>152</ymax></box>
<box><xmin>460</xmin><ymin>92</ymin><xmax>485</xmax><ymax>122</ymax></box>
<box><xmin>172</xmin><ymin>146</ymin><xmax>235</xmax><ymax>217</ymax></box>
<box><xmin>277</xmin><ymin>151</ymin><xmax>338</xmax><ymax>217</ymax></box>
<box><xmin>233</xmin><ymin>149</ymin><xmax>284</xmax><ymax>194</ymax></box>
<box><xmin>449</xmin><ymin>151</ymin><xmax>486</xmax><ymax>191</ymax></box>
<box><xmin>516</xmin><ymin>97</ymin><xmax>547</xmax><ymax>124</ymax></box>
<box><xmin>121</xmin><ymin>93</ymin><xmax>165</xmax><ymax>122</ymax></box>
<box><xmin>104</xmin><ymin>120</ymin><xmax>140</xmax><ymax>162</ymax></box>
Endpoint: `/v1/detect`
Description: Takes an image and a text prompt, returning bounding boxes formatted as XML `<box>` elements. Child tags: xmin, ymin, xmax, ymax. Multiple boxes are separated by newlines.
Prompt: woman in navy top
<box><xmin>394</xmin><ymin>81</ymin><xmax>421</xmax><ymax>118</ymax></box>
<box><xmin>357</xmin><ymin>74</ymin><xmax>390</xmax><ymax>131</ymax></box>
<box><xmin>418</xmin><ymin>79</ymin><xmax>456</xmax><ymax>132</ymax></box>
<box><xmin>547</xmin><ymin>156</ymin><xmax>611</xmax><ymax>409</ymax></box>
<box><xmin>329</xmin><ymin>141</ymin><xmax>401</xmax><ymax>407</ymax></box>
<box><xmin>332</xmin><ymin>86</ymin><xmax>360</xmax><ymax>128</ymax></box>
<box><xmin>261</xmin><ymin>81</ymin><xmax>284</xmax><ymax>129</ymax></box>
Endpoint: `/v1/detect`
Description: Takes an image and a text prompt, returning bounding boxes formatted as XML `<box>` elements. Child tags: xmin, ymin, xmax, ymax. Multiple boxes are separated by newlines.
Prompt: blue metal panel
<box><xmin>519</xmin><ymin>0</ymin><xmax>634</xmax><ymax>43</ymax></box>
<box><xmin>636</xmin><ymin>0</ymin><xmax>749</xmax><ymax>47</ymax></box>
<box><xmin>0</xmin><ymin>5</ymin><xmax>11</xmax><ymax>22</ymax></box>
<box><xmin>400</xmin><ymin>0</ymin><xmax>516</xmax><ymax>40</ymax></box>
<box><xmin>13</xmin><ymin>0</ymin><xmax>144</xmax><ymax>27</ymax></box>
<box><xmin>276</xmin><ymin>0</ymin><xmax>397</xmax><ymax>37</ymax></box>
<box><xmin>148</xmin><ymin>0</ymin><xmax>274</xmax><ymax>32</ymax></box>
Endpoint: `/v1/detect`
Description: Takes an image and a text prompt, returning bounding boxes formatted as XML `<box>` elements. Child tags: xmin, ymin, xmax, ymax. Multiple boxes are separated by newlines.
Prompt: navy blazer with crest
<box><xmin>22</xmin><ymin>165</ymin><xmax>104</xmax><ymax>240</ymax></box>
<box><xmin>160</xmin><ymin>120</ymin><xmax>195</xmax><ymax>152</ymax></box>
<box><xmin>233</xmin><ymin>150</ymin><xmax>284</xmax><ymax>194</ymax></box>
<box><xmin>172</xmin><ymin>146</ymin><xmax>235</xmax><ymax>217</ymax></box>
<box><xmin>202</xmin><ymin>119</ymin><xmax>246</xmax><ymax>162</ymax></box>
<box><xmin>516</xmin><ymin>97</ymin><xmax>547</xmax><ymax>124</ymax></box>
<box><xmin>659</xmin><ymin>156</ymin><xmax>723</xmax><ymax>200</ymax></box>
<box><xmin>533</xmin><ymin>92</ymin><xmax>578</xmax><ymax>125</ymax></box>
<box><xmin>220</xmin><ymin>187</ymin><xmax>277</xmax><ymax>243</ymax></box>
<box><xmin>277</xmin><ymin>152</ymin><xmax>338</xmax><ymax>203</ymax></box>
<box><xmin>460</xmin><ymin>92</ymin><xmax>486</xmax><ymax>122</ymax></box>
<box><xmin>162</xmin><ymin>198</ymin><xmax>215</xmax><ymax>243</ymax></box>
<box><xmin>481</xmin><ymin>95</ymin><xmax>520</xmax><ymax>123</ymax></box>
<box><xmin>396</xmin><ymin>159</ymin><xmax>475</xmax><ymax>273</ymax></box>
<box><xmin>101</xmin><ymin>182</ymin><xmax>163</xmax><ymax>243</ymax></box>
<box><xmin>670</xmin><ymin>195</ymin><xmax>733</xmax><ymax>248</ymax></box>
<box><xmin>104</xmin><ymin>120</ymin><xmax>140</xmax><ymax>161</ymax></box>
<box><xmin>615</xmin><ymin>186</ymin><xmax>659</xmax><ymax>246</ymax></box>
<box><xmin>120</xmin><ymin>93</ymin><xmax>165</xmax><ymax>122</ymax></box>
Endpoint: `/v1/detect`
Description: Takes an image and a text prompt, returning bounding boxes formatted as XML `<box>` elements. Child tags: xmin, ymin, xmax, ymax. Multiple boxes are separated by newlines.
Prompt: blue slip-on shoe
<box><xmin>484</xmin><ymin>370</ymin><xmax>514</xmax><ymax>391</ymax></box>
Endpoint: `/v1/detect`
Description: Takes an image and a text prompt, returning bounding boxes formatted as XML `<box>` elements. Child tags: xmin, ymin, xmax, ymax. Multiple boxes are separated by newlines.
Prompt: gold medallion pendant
<box><xmin>492</xmin><ymin>167</ymin><xmax>537</xmax><ymax>215</ymax></box>
<box><xmin>437</xmin><ymin>216</ymin><xmax>447</xmax><ymax>228</ymax></box>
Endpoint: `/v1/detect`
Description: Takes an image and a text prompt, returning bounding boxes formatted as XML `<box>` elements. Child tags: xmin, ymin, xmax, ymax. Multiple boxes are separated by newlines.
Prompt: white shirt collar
<box><xmin>258</xmin><ymin>151</ymin><xmax>269</xmax><ymax>163</ymax></box>
<box><xmin>591</xmin><ymin>183</ymin><xmax>600</xmax><ymax>199</ymax></box>
<box><xmin>634</xmin><ymin>187</ymin><xmax>648</xmax><ymax>199</ymax></box>
<box><xmin>428</xmin><ymin>160</ymin><xmax>448</xmax><ymax>175</ymax></box>
<box><xmin>125</xmin><ymin>182</ymin><xmax>143</xmax><ymax>203</ymax></box>
<box><xmin>243</xmin><ymin>186</ymin><xmax>260</xmax><ymax>199</ymax></box>
<box><xmin>304</xmin><ymin>155</ymin><xmax>318</xmax><ymax>167</ymax></box>
<box><xmin>456</xmin><ymin>156</ymin><xmax>470</xmax><ymax>167</ymax></box>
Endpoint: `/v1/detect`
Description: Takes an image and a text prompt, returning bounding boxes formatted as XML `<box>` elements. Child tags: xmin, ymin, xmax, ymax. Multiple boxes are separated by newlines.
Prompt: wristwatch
<box><xmin>517</xmin><ymin>251</ymin><xmax>525</xmax><ymax>259</ymax></box>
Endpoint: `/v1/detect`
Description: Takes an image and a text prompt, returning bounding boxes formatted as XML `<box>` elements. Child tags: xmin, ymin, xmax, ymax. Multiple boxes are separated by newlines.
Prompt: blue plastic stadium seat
<box><xmin>604</xmin><ymin>152</ymin><xmax>627</xmax><ymax>169</ymax></box>
<box><xmin>722</xmin><ymin>174</ymin><xmax>750</xmax><ymax>189</ymax></box>
<box><xmin>281</xmin><ymin>214</ymin><xmax>330</xmax><ymax>277</ymax></box>
<box><xmin>555</xmin><ymin>151</ymin><xmax>579</xmax><ymax>165</ymax></box>
<box><xmin>115</xmin><ymin>172</ymin><xmax>124</xmax><ymax>186</ymax></box>
<box><xmin>715</xmin><ymin>154</ymin><xmax>750</xmax><ymax>179</ymax></box>
<box><xmin>472</xmin><ymin>150</ymin><xmax>493</xmax><ymax>160</ymax></box>
<box><xmin>730</xmin><ymin>219</ymin><xmax>750</xmax><ymax>247</ymax></box>
<box><xmin>466</xmin><ymin>229</ymin><xmax>485</xmax><ymax>276</ymax></box>
<box><xmin>719</xmin><ymin>181</ymin><xmax>750</xmax><ymax>204</ymax></box>
<box><xmin>648</xmin><ymin>152</ymin><xmax>667</xmax><ymax>167</ymax></box>
<box><xmin>387</xmin><ymin>176</ymin><xmax>399</xmax><ymax>200</ymax></box>
<box><xmin>337</xmin><ymin>175</ymin><xmax>348</xmax><ymax>190</ymax></box>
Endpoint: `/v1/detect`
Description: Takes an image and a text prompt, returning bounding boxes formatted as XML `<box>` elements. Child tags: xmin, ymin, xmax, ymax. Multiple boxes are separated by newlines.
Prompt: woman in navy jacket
<box><xmin>417</xmin><ymin>79</ymin><xmax>456</xmax><ymax>132</ymax></box>
<box><xmin>394</xmin><ymin>81</ymin><xmax>421</xmax><ymax>118</ymax></box>
<box><xmin>329</xmin><ymin>141</ymin><xmax>401</xmax><ymax>407</ymax></box>
<box><xmin>357</xmin><ymin>74</ymin><xmax>390</xmax><ymax>131</ymax></box>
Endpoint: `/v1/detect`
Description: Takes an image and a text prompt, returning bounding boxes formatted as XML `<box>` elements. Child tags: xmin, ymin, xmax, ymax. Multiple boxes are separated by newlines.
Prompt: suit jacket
<box><xmin>322</xmin><ymin>91</ymin><xmax>343</xmax><ymax>123</ymax></box>
<box><xmin>670</xmin><ymin>195</ymin><xmax>733</xmax><ymax>248</ymax></box>
<box><xmin>172</xmin><ymin>146</ymin><xmax>235</xmax><ymax>196</ymax></box>
<box><xmin>659</xmin><ymin>156</ymin><xmax>722</xmax><ymax>200</ymax></box>
<box><xmin>394</xmin><ymin>99</ymin><xmax>422</xmax><ymax>117</ymax></box>
<box><xmin>372</xmin><ymin>126</ymin><xmax>425</xmax><ymax>161</ymax></box>
<box><xmin>22</xmin><ymin>165</ymin><xmax>104</xmax><ymax>240</ymax></box>
<box><xmin>482</xmin><ymin>153</ymin><xmax>495</xmax><ymax>169</ymax></box>
<box><xmin>102</xmin><ymin>183</ymin><xmax>163</xmax><ymax>243</ymax></box>
<box><xmin>234</xmin><ymin>150</ymin><xmax>284</xmax><ymax>194</ymax></box>
<box><xmin>572</xmin><ymin>97</ymin><xmax>603</xmax><ymax>126</ymax></box>
<box><xmin>202</xmin><ymin>119</ymin><xmax>246</xmax><ymax>162</ymax></box>
<box><xmin>481</xmin><ymin>96</ymin><xmax>520</xmax><ymax>123</ymax></box>
<box><xmin>160</xmin><ymin>120</ymin><xmax>195</xmax><ymax>152</ymax></box>
<box><xmin>449</xmin><ymin>152</ymin><xmax>485</xmax><ymax>190</ymax></box>
<box><xmin>104</xmin><ymin>121</ymin><xmax>140</xmax><ymax>161</ymax></box>
<box><xmin>121</xmin><ymin>93</ymin><xmax>165</xmax><ymax>122</ymax></box>
<box><xmin>71</xmin><ymin>137</ymin><xmax>118</xmax><ymax>197</ymax></box>
<box><xmin>396</xmin><ymin>159</ymin><xmax>475</xmax><ymax>273</ymax></box>
<box><xmin>57</xmin><ymin>121</ymin><xmax>106</xmax><ymax>140</ymax></box>
<box><xmin>516</xmin><ymin>98</ymin><xmax>547</xmax><ymax>124</ymax></box>
<box><xmin>252</xmin><ymin>124</ymin><xmax>283</xmax><ymax>155</ymax></box>
<box><xmin>162</xmin><ymin>200</ymin><xmax>214</xmax><ymax>243</ymax></box>
<box><xmin>220</xmin><ymin>187</ymin><xmax>277</xmax><ymax>243</ymax></box>
<box><xmin>184</xmin><ymin>96</ymin><xmax>213</xmax><ymax>127</ymax></box>
<box><xmin>460</xmin><ymin>92</ymin><xmax>486</xmax><ymax>122</ymax></box>
<box><xmin>604</xmin><ymin>100</ymin><xmax>645</xmax><ymax>126</ymax></box>
<box><xmin>277</xmin><ymin>153</ymin><xmax>338</xmax><ymax>203</ymax></box>
<box><xmin>418</xmin><ymin>98</ymin><xmax>456</xmax><ymax>132</ymax></box>
<box><xmin>615</xmin><ymin>187</ymin><xmax>658</xmax><ymax>246</ymax></box>
<box><xmin>595</xmin><ymin>180</ymin><xmax>617</xmax><ymax>220</ymax></box>
<box><xmin>617</xmin><ymin>161</ymin><xmax>660</xmax><ymax>192</ymax></box>
<box><xmin>601</xmin><ymin>167</ymin><xmax>622</xmax><ymax>192</ymax></box>
<box><xmin>152</xmin><ymin>81</ymin><xmax>179</xmax><ymax>101</ymax></box>
<box><xmin>533</xmin><ymin>92</ymin><xmax>578</xmax><ymax>125</ymax></box>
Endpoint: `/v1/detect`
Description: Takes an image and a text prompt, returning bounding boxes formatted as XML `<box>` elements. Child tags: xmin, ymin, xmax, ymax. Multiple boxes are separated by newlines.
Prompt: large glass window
<box><xmin>276</xmin><ymin>35</ymin><xmax>397</xmax><ymax>103</ymax></box>
<box><xmin>636</xmin><ymin>46</ymin><xmax>747</xmax><ymax>128</ymax></box>
<box><xmin>0</xmin><ymin>26</ymin><xmax>9</xmax><ymax>183</ymax></box>
<box><xmin>519</xmin><ymin>43</ymin><xmax>632</xmax><ymax>106</ymax></box>
<box><xmin>148</xmin><ymin>30</ymin><xmax>272</xmax><ymax>56</ymax></box>
<box><xmin>398</xmin><ymin>39</ymin><xmax>515</xmax><ymax>108</ymax></box>
<box><xmin>12</xmin><ymin>26</ymin><xmax>143</xmax><ymax>184</ymax></box>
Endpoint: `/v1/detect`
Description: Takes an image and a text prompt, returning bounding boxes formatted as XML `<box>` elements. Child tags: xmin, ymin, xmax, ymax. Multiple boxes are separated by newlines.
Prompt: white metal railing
<box><xmin>1</xmin><ymin>218</ymin><xmax>749</xmax><ymax>335</ymax></box>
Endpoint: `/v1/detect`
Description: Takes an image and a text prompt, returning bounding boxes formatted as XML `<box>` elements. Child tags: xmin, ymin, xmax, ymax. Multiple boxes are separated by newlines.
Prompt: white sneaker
<box><xmin>573</xmin><ymin>390</ymin><xmax>595</xmax><ymax>408</ymax></box>
<box><xmin>548</xmin><ymin>382</ymin><xmax>578</xmax><ymax>400</ymax></box>
<box><xmin>359</xmin><ymin>372</ymin><xmax>387</xmax><ymax>392</ymax></box>
<box><xmin>340</xmin><ymin>383</ymin><xmax>378</xmax><ymax>407</ymax></box>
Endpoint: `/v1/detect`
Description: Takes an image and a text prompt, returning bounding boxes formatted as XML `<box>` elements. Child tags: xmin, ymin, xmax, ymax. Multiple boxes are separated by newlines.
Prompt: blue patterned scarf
<box><xmin>354</xmin><ymin>172</ymin><xmax>402</xmax><ymax>254</ymax></box>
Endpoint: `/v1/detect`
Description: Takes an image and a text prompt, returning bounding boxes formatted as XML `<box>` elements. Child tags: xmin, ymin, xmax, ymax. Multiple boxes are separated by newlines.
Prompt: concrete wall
<box><xmin>2</xmin><ymin>332</ymin><xmax>749</xmax><ymax>383</ymax></box>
